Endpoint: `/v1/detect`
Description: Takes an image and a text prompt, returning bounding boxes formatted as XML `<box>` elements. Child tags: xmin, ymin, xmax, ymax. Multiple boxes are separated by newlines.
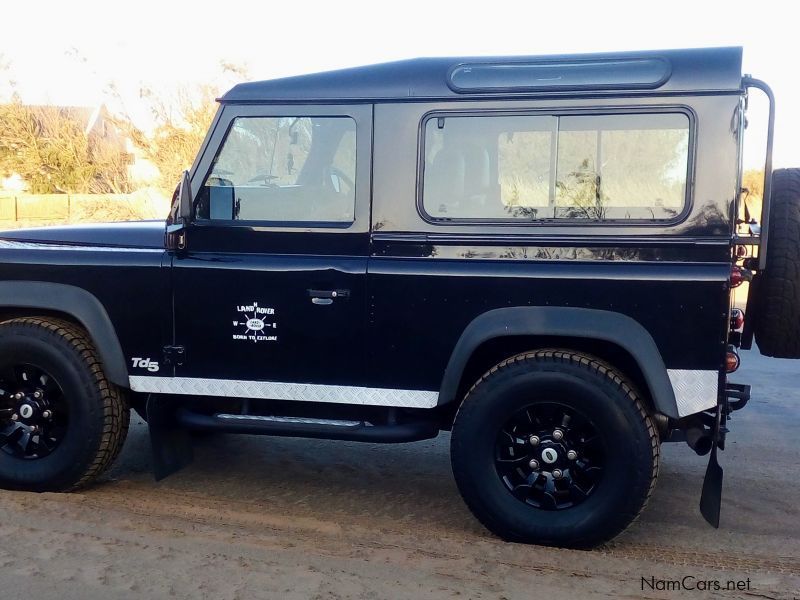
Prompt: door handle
<box><xmin>307</xmin><ymin>289</ymin><xmax>350</xmax><ymax>304</ymax></box>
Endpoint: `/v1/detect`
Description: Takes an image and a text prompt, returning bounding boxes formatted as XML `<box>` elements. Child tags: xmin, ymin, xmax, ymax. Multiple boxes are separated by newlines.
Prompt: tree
<box><xmin>742</xmin><ymin>169</ymin><xmax>765</xmax><ymax>221</ymax></box>
<box><xmin>0</xmin><ymin>53</ymin><xmax>246</xmax><ymax>197</ymax></box>
<box><xmin>107</xmin><ymin>61</ymin><xmax>248</xmax><ymax>196</ymax></box>
<box><xmin>742</xmin><ymin>169</ymin><xmax>765</xmax><ymax>199</ymax></box>
<box><xmin>135</xmin><ymin>84</ymin><xmax>219</xmax><ymax>194</ymax></box>
<box><xmin>0</xmin><ymin>102</ymin><xmax>131</xmax><ymax>194</ymax></box>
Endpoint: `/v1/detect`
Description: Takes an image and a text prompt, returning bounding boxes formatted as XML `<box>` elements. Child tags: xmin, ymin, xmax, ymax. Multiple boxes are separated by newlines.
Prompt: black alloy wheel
<box><xmin>495</xmin><ymin>402</ymin><xmax>604</xmax><ymax>511</ymax></box>
<box><xmin>451</xmin><ymin>349</ymin><xmax>659</xmax><ymax>548</ymax></box>
<box><xmin>0</xmin><ymin>364</ymin><xmax>69</xmax><ymax>459</ymax></box>
<box><xmin>0</xmin><ymin>318</ymin><xmax>129</xmax><ymax>492</ymax></box>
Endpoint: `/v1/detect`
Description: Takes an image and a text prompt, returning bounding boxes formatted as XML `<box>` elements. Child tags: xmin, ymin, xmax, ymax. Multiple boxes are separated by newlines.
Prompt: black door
<box><xmin>171</xmin><ymin>104</ymin><xmax>372</xmax><ymax>390</ymax></box>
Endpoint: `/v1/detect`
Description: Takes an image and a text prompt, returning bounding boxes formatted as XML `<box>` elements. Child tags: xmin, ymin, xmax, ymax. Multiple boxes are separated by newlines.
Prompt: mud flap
<box><xmin>699</xmin><ymin>404</ymin><xmax>723</xmax><ymax>527</ymax></box>
<box><xmin>146</xmin><ymin>394</ymin><xmax>194</xmax><ymax>481</ymax></box>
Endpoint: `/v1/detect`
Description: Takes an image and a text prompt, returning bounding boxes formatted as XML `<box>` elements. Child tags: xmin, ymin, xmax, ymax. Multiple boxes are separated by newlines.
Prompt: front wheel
<box><xmin>450</xmin><ymin>350</ymin><xmax>659</xmax><ymax>548</ymax></box>
<box><xmin>0</xmin><ymin>318</ymin><xmax>129</xmax><ymax>492</ymax></box>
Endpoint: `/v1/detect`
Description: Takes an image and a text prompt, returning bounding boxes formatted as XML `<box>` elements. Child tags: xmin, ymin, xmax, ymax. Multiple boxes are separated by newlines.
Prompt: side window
<box><xmin>196</xmin><ymin>116</ymin><xmax>357</xmax><ymax>224</ymax></box>
<box><xmin>422</xmin><ymin>112</ymin><xmax>690</xmax><ymax>222</ymax></box>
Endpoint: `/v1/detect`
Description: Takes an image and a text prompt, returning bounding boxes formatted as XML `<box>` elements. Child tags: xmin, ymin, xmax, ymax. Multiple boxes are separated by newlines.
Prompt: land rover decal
<box><xmin>232</xmin><ymin>302</ymin><xmax>277</xmax><ymax>343</ymax></box>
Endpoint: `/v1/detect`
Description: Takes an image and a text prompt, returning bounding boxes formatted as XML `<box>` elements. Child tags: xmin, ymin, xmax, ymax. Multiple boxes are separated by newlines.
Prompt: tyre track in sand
<box><xmin>2</xmin><ymin>349</ymin><xmax>798</xmax><ymax>600</ymax></box>
<box><xmin>0</xmin><ymin>481</ymin><xmax>796</xmax><ymax>600</ymax></box>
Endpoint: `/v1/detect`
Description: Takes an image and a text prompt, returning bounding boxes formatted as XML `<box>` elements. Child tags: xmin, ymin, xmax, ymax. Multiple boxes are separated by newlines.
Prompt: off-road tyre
<box><xmin>754</xmin><ymin>168</ymin><xmax>800</xmax><ymax>358</ymax></box>
<box><xmin>450</xmin><ymin>350</ymin><xmax>659</xmax><ymax>548</ymax></box>
<box><xmin>0</xmin><ymin>317</ymin><xmax>129</xmax><ymax>491</ymax></box>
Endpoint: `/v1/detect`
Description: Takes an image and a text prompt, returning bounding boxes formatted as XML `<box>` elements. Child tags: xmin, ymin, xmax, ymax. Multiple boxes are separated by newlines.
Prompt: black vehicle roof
<box><xmin>222</xmin><ymin>46</ymin><xmax>743</xmax><ymax>104</ymax></box>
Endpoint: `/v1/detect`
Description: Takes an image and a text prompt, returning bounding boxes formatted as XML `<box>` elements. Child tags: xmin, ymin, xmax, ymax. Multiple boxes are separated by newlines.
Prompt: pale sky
<box><xmin>2</xmin><ymin>0</ymin><xmax>797</xmax><ymax>169</ymax></box>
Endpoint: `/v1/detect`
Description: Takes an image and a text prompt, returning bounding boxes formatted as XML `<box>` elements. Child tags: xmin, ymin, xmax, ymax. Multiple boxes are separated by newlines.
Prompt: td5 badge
<box><xmin>131</xmin><ymin>357</ymin><xmax>160</xmax><ymax>372</ymax></box>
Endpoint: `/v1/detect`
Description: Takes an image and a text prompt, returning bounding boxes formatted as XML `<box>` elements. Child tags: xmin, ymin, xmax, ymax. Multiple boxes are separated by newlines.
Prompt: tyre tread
<box><xmin>754</xmin><ymin>168</ymin><xmax>800</xmax><ymax>358</ymax></box>
<box><xmin>451</xmin><ymin>349</ymin><xmax>659</xmax><ymax>547</ymax></box>
<box><xmin>0</xmin><ymin>317</ymin><xmax>129</xmax><ymax>490</ymax></box>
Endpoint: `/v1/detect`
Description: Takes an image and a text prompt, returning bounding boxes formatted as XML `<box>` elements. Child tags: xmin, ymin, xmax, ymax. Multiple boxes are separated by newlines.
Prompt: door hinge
<box><xmin>163</xmin><ymin>345</ymin><xmax>186</xmax><ymax>367</ymax></box>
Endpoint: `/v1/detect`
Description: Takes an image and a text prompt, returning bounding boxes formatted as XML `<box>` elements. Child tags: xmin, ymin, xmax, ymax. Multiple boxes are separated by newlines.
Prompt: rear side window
<box><xmin>196</xmin><ymin>116</ymin><xmax>356</xmax><ymax>224</ymax></box>
<box><xmin>421</xmin><ymin>112</ymin><xmax>690</xmax><ymax>222</ymax></box>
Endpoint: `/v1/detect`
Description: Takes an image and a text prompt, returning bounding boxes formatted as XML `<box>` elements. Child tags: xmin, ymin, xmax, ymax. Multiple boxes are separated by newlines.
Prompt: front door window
<box><xmin>195</xmin><ymin>116</ymin><xmax>357</xmax><ymax>224</ymax></box>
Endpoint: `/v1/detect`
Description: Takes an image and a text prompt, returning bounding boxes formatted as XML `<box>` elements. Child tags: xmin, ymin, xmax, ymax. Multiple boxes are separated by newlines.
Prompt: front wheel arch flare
<box><xmin>0</xmin><ymin>282</ymin><xmax>128</xmax><ymax>387</ymax></box>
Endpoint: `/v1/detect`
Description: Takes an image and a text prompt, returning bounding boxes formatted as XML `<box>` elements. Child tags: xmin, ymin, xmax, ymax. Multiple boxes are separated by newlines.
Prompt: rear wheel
<box><xmin>0</xmin><ymin>318</ymin><xmax>129</xmax><ymax>491</ymax></box>
<box><xmin>450</xmin><ymin>350</ymin><xmax>659</xmax><ymax>548</ymax></box>
<box><xmin>754</xmin><ymin>168</ymin><xmax>800</xmax><ymax>358</ymax></box>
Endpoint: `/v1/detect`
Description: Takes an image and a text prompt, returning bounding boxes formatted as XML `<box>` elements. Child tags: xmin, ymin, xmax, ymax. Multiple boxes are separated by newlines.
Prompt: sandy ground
<box><xmin>0</xmin><ymin>347</ymin><xmax>798</xmax><ymax>599</ymax></box>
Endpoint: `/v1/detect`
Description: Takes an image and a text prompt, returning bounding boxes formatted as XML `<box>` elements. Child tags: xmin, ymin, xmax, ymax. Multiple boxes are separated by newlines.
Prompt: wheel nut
<box><xmin>552</xmin><ymin>429</ymin><xmax>564</xmax><ymax>441</ymax></box>
<box><xmin>10</xmin><ymin>414</ymin><xmax>18</xmax><ymax>421</ymax></box>
<box><xmin>552</xmin><ymin>469</ymin><xmax>563</xmax><ymax>479</ymax></box>
<box><xmin>42</xmin><ymin>410</ymin><xmax>52</xmax><ymax>419</ymax></box>
<box><xmin>14</xmin><ymin>392</ymin><xmax>23</xmax><ymax>401</ymax></box>
<box><xmin>528</xmin><ymin>435</ymin><xmax>540</xmax><ymax>446</ymax></box>
<box><xmin>33</xmin><ymin>391</ymin><xmax>42</xmax><ymax>399</ymax></box>
<box><xmin>567</xmin><ymin>450</ymin><xmax>578</xmax><ymax>461</ymax></box>
<box><xmin>528</xmin><ymin>459</ymin><xmax>540</xmax><ymax>470</ymax></box>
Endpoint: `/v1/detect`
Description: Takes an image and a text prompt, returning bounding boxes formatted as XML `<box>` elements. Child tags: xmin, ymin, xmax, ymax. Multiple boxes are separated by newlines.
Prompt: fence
<box><xmin>0</xmin><ymin>191</ymin><xmax>170</xmax><ymax>229</ymax></box>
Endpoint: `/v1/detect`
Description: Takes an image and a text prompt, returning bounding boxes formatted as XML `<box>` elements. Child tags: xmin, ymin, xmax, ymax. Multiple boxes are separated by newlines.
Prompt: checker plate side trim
<box><xmin>667</xmin><ymin>369</ymin><xmax>718</xmax><ymax>417</ymax></box>
<box><xmin>129</xmin><ymin>376</ymin><xmax>439</xmax><ymax>408</ymax></box>
<box><xmin>132</xmin><ymin>369</ymin><xmax>718</xmax><ymax>415</ymax></box>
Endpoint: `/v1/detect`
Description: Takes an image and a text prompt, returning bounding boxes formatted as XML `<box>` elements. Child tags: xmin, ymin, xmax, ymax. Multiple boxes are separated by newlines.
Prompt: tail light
<box><xmin>730</xmin><ymin>308</ymin><xmax>744</xmax><ymax>331</ymax></box>
<box><xmin>726</xmin><ymin>346</ymin><xmax>741</xmax><ymax>373</ymax></box>
<box><xmin>730</xmin><ymin>266</ymin><xmax>745</xmax><ymax>288</ymax></box>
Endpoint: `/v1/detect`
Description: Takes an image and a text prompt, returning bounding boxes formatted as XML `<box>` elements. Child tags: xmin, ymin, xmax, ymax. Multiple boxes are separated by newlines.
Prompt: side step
<box><xmin>175</xmin><ymin>409</ymin><xmax>440</xmax><ymax>443</ymax></box>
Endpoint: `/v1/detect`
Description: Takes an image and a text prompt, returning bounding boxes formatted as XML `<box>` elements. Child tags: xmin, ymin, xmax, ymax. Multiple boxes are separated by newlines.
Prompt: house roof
<box><xmin>222</xmin><ymin>46</ymin><xmax>743</xmax><ymax>104</ymax></box>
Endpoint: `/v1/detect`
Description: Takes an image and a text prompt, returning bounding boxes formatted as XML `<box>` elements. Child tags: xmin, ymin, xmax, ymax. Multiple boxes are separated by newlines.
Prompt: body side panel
<box><xmin>0</xmin><ymin>246</ymin><xmax>171</xmax><ymax>386</ymax></box>
<box><xmin>366</xmin><ymin>95</ymin><xmax>737</xmax><ymax>414</ymax></box>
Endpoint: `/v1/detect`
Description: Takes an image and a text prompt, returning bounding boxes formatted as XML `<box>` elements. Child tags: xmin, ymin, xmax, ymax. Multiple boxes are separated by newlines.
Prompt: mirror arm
<box><xmin>165</xmin><ymin>170</ymin><xmax>193</xmax><ymax>251</ymax></box>
<box><xmin>165</xmin><ymin>223</ymin><xmax>187</xmax><ymax>251</ymax></box>
<box><xmin>179</xmin><ymin>170</ymin><xmax>193</xmax><ymax>224</ymax></box>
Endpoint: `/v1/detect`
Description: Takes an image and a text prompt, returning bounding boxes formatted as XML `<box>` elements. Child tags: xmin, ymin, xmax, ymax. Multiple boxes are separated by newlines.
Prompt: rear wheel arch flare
<box><xmin>438</xmin><ymin>307</ymin><xmax>679</xmax><ymax>419</ymax></box>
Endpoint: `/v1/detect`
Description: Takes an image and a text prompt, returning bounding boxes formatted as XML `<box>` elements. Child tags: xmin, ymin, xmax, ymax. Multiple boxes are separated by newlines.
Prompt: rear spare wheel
<box><xmin>754</xmin><ymin>168</ymin><xmax>800</xmax><ymax>358</ymax></box>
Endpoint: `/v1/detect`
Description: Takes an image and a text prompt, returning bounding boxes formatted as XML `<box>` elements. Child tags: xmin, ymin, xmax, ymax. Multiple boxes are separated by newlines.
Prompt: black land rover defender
<box><xmin>0</xmin><ymin>47</ymin><xmax>797</xmax><ymax>548</ymax></box>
